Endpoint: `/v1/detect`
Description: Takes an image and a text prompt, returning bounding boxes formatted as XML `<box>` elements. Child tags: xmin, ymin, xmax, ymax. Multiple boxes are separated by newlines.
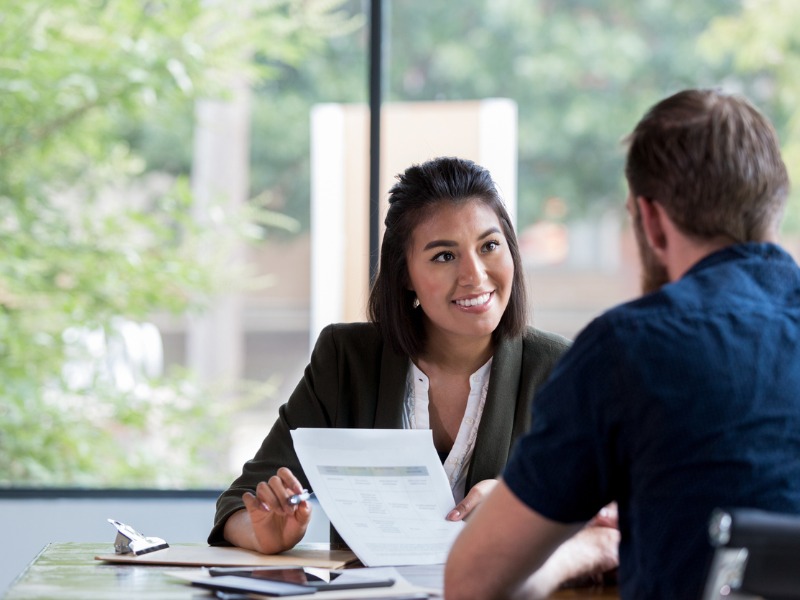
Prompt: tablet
<box><xmin>192</xmin><ymin>574</ymin><xmax>315</xmax><ymax>596</ymax></box>
<box><xmin>204</xmin><ymin>567</ymin><xmax>396</xmax><ymax>592</ymax></box>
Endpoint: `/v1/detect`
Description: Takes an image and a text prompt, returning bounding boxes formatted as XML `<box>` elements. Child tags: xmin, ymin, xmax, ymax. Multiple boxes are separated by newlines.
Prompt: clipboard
<box><xmin>95</xmin><ymin>543</ymin><xmax>358</xmax><ymax>569</ymax></box>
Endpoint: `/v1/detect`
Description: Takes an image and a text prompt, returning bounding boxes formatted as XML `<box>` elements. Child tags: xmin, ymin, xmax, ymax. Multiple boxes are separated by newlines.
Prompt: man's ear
<box><xmin>636</xmin><ymin>196</ymin><xmax>669</xmax><ymax>259</ymax></box>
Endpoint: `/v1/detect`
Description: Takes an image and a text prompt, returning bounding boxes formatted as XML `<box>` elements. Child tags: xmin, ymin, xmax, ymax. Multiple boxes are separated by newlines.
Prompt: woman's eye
<box><xmin>432</xmin><ymin>251</ymin><xmax>455</xmax><ymax>263</ymax></box>
<box><xmin>483</xmin><ymin>240</ymin><xmax>500</xmax><ymax>252</ymax></box>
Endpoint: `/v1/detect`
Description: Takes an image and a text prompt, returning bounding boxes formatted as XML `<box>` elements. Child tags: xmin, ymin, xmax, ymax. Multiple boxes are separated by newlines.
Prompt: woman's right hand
<box><xmin>235</xmin><ymin>467</ymin><xmax>313</xmax><ymax>554</ymax></box>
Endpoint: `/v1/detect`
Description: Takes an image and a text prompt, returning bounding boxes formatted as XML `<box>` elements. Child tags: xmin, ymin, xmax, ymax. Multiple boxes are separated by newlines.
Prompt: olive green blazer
<box><xmin>209</xmin><ymin>322</ymin><xmax>569</xmax><ymax>545</ymax></box>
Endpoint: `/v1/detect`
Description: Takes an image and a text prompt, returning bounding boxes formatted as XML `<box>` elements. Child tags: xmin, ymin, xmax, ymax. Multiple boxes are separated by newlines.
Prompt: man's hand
<box><xmin>528</xmin><ymin>503</ymin><xmax>618</xmax><ymax>592</ymax></box>
<box><xmin>535</xmin><ymin>524</ymin><xmax>620</xmax><ymax>590</ymax></box>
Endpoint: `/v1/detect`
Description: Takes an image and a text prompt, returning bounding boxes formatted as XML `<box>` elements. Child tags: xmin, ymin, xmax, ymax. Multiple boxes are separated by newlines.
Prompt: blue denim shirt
<box><xmin>505</xmin><ymin>242</ymin><xmax>800</xmax><ymax>600</ymax></box>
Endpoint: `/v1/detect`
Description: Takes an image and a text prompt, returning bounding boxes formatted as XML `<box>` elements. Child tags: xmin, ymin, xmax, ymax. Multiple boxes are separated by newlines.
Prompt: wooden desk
<box><xmin>6</xmin><ymin>543</ymin><xmax>198</xmax><ymax>600</ymax></box>
<box><xmin>5</xmin><ymin>543</ymin><xmax>618</xmax><ymax>599</ymax></box>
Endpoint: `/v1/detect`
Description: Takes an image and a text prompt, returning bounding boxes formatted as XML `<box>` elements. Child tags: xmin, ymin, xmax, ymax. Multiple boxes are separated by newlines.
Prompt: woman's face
<box><xmin>406</xmin><ymin>199</ymin><xmax>515</xmax><ymax>347</ymax></box>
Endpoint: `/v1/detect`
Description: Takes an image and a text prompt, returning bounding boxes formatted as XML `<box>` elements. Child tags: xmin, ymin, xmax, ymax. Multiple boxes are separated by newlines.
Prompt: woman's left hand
<box><xmin>446</xmin><ymin>479</ymin><xmax>498</xmax><ymax>521</ymax></box>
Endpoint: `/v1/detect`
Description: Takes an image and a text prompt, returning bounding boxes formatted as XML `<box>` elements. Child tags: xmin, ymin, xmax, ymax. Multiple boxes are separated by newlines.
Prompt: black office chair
<box><xmin>702</xmin><ymin>507</ymin><xmax>800</xmax><ymax>600</ymax></box>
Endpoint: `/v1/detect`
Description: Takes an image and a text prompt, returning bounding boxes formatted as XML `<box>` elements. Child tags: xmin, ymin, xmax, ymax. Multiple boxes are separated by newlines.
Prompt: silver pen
<box><xmin>288</xmin><ymin>489</ymin><xmax>314</xmax><ymax>505</ymax></box>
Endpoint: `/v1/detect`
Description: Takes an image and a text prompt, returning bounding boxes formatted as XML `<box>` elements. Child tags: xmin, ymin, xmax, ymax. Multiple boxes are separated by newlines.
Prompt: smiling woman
<box><xmin>204</xmin><ymin>157</ymin><xmax>623</xmax><ymax>591</ymax></box>
<box><xmin>206</xmin><ymin>158</ymin><xmax>596</xmax><ymax>568</ymax></box>
<box><xmin>406</xmin><ymin>201</ymin><xmax>515</xmax><ymax>353</ymax></box>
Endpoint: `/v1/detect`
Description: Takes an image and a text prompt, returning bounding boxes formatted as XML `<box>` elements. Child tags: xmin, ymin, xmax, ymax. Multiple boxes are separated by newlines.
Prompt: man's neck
<box><xmin>666</xmin><ymin>235</ymin><xmax>751</xmax><ymax>282</ymax></box>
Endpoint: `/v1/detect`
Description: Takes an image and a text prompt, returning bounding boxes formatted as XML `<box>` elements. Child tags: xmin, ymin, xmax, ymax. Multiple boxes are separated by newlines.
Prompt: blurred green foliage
<box><xmin>0</xmin><ymin>0</ymin><xmax>356</xmax><ymax>487</ymax></box>
<box><xmin>132</xmin><ymin>0</ymin><xmax>799</xmax><ymax>233</ymax></box>
<box><xmin>4</xmin><ymin>0</ymin><xmax>800</xmax><ymax>487</ymax></box>
<box><xmin>698</xmin><ymin>0</ymin><xmax>800</xmax><ymax>232</ymax></box>
<box><xmin>384</xmin><ymin>0</ymin><xmax>800</xmax><ymax>229</ymax></box>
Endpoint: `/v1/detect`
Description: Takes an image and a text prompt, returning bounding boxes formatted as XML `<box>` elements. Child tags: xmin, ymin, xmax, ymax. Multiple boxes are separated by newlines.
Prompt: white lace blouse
<box><xmin>401</xmin><ymin>357</ymin><xmax>492</xmax><ymax>504</ymax></box>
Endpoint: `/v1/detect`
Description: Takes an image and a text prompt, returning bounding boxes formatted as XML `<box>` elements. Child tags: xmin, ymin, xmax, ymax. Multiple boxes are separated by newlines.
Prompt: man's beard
<box><xmin>632</xmin><ymin>213</ymin><xmax>670</xmax><ymax>295</ymax></box>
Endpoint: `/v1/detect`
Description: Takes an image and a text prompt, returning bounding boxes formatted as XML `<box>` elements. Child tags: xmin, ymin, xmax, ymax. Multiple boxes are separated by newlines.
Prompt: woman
<box><xmin>208</xmin><ymin>158</ymin><xmax>614</xmax><ymax>582</ymax></box>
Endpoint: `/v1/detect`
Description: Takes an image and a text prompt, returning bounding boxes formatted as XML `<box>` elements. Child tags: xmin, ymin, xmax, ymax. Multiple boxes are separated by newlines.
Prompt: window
<box><xmin>3</xmin><ymin>0</ymin><xmax>798</xmax><ymax>489</ymax></box>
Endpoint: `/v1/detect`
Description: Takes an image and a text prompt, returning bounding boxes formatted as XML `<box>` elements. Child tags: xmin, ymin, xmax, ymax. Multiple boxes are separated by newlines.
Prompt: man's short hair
<box><xmin>625</xmin><ymin>89</ymin><xmax>790</xmax><ymax>242</ymax></box>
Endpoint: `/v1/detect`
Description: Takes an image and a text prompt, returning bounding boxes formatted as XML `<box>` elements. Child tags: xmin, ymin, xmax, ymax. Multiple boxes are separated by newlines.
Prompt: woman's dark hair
<box><xmin>367</xmin><ymin>156</ymin><xmax>528</xmax><ymax>358</ymax></box>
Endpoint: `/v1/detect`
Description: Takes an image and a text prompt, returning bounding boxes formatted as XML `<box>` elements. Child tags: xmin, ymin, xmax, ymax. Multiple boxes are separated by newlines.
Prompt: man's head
<box><xmin>625</xmin><ymin>89</ymin><xmax>790</xmax><ymax>292</ymax></box>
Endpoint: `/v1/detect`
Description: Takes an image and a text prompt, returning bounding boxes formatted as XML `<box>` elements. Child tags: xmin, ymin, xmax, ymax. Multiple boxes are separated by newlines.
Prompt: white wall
<box><xmin>309</xmin><ymin>99</ymin><xmax>518</xmax><ymax>344</ymax></box>
<box><xmin>0</xmin><ymin>495</ymin><xmax>329</xmax><ymax>594</ymax></box>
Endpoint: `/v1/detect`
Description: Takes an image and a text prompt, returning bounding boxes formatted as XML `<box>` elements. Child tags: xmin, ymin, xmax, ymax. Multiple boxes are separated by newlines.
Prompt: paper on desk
<box><xmin>291</xmin><ymin>428</ymin><xmax>464</xmax><ymax>567</ymax></box>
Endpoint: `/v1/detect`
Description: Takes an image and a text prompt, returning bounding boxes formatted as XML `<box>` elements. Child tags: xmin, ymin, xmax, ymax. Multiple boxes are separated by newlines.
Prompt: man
<box><xmin>445</xmin><ymin>89</ymin><xmax>800</xmax><ymax>600</ymax></box>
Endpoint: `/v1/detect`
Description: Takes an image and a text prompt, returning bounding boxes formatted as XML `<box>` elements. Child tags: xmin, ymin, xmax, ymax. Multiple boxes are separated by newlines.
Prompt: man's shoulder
<box><xmin>593</xmin><ymin>288</ymin><xmax>678</xmax><ymax>330</ymax></box>
<box><xmin>545</xmin><ymin>309</ymin><xmax>633</xmax><ymax>376</ymax></box>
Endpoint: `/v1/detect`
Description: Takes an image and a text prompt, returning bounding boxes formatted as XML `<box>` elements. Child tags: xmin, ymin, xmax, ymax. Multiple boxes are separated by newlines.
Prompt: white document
<box><xmin>291</xmin><ymin>428</ymin><xmax>464</xmax><ymax>567</ymax></box>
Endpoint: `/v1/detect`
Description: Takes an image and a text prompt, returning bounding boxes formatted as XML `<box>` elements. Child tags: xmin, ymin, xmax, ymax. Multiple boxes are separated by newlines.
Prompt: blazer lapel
<box><xmin>468</xmin><ymin>335</ymin><xmax>523</xmax><ymax>488</ymax></box>
<box><xmin>374</xmin><ymin>342</ymin><xmax>408</xmax><ymax>428</ymax></box>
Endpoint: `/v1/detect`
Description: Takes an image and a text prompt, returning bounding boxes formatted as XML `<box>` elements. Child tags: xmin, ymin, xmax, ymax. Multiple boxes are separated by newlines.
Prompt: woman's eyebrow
<box><xmin>478</xmin><ymin>226</ymin><xmax>502</xmax><ymax>239</ymax></box>
<box><xmin>423</xmin><ymin>239</ymin><xmax>456</xmax><ymax>251</ymax></box>
<box><xmin>421</xmin><ymin>227</ymin><xmax>501</xmax><ymax>252</ymax></box>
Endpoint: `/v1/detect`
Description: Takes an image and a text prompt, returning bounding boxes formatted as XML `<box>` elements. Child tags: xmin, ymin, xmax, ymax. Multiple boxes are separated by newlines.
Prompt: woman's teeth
<box><xmin>455</xmin><ymin>292</ymin><xmax>491</xmax><ymax>307</ymax></box>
